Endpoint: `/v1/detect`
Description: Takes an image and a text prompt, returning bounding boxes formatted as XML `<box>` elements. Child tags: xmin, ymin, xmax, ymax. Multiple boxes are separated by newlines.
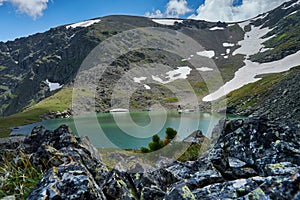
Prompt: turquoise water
<box><xmin>11</xmin><ymin>111</ymin><xmax>233</xmax><ymax>149</ymax></box>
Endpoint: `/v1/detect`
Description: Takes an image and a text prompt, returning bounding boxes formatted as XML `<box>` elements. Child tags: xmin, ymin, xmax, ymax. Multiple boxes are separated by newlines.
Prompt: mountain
<box><xmin>0</xmin><ymin>0</ymin><xmax>300</xmax><ymax>129</ymax></box>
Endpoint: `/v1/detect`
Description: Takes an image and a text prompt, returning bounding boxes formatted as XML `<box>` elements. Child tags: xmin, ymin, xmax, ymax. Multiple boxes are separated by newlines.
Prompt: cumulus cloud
<box><xmin>145</xmin><ymin>0</ymin><xmax>192</xmax><ymax>18</ymax></box>
<box><xmin>0</xmin><ymin>0</ymin><xmax>49</xmax><ymax>19</ymax></box>
<box><xmin>189</xmin><ymin>0</ymin><xmax>289</xmax><ymax>22</ymax></box>
<box><xmin>145</xmin><ymin>9</ymin><xmax>164</xmax><ymax>18</ymax></box>
<box><xmin>165</xmin><ymin>0</ymin><xmax>192</xmax><ymax>17</ymax></box>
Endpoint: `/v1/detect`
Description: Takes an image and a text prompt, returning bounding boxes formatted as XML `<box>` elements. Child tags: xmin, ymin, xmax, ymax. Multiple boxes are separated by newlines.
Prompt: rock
<box><xmin>22</xmin><ymin>125</ymin><xmax>109</xmax><ymax>199</ymax></box>
<box><xmin>183</xmin><ymin>130</ymin><xmax>208</xmax><ymax>144</ymax></box>
<box><xmin>165</xmin><ymin>185</ymin><xmax>196</xmax><ymax>200</ymax></box>
<box><xmin>2</xmin><ymin>115</ymin><xmax>300</xmax><ymax>199</ymax></box>
<box><xmin>102</xmin><ymin>170</ymin><xmax>136</xmax><ymax>200</ymax></box>
<box><xmin>0</xmin><ymin>136</ymin><xmax>24</xmax><ymax>150</ymax></box>
<box><xmin>27</xmin><ymin>162</ymin><xmax>106</xmax><ymax>200</ymax></box>
<box><xmin>228</xmin><ymin>157</ymin><xmax>247</xmax><ymax>168</ymax></box>
<box><xmin>141</xmin><ymin>186</ymin><xmax>165</xmax><ymax>200</ymax></box>
<box><xmin>155</xmin><ymin>156</ymin><xmax>176</xmax><ymax>169</ymax></box>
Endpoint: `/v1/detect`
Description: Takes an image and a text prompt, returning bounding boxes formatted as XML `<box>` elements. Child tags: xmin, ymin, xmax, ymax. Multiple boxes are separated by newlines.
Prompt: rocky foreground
<box><xmin>1</xmin><ymin>116</ymin><xmax>300</xmax><ymax>199</ymax></box>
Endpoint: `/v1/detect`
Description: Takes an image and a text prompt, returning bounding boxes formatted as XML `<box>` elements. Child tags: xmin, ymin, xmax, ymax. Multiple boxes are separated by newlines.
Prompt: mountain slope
<box><xmin>0</xmin><ymin>15</ymin><xmax>244</xmax><ymax>117</ymax></box>
<box><xmin>227</xmin><ymin>65</ymin><xmax>300</xmax><ymax>121</ymax></box>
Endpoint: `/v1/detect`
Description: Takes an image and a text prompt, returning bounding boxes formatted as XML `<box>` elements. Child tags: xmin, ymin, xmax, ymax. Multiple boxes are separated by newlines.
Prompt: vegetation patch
<box><xmin>0</xmin><ymin>87</ymin><xmax>72</xmax><ymax>138</ymax></box>
<box><xmin>140</xmin><ymin>127</ymin><xmax>177</xmax><ymax>153</ymax></box>
<box><xmin>0</xmin><ymin>151</ymin><xmax>43</xmax><ymax>199</ymax></box>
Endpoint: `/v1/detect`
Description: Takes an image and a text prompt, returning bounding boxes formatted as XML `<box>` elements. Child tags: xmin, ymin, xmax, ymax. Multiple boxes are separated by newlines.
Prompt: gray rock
<box><xmin>27</xmin><ymin>163</ymin><xmax>106</xmax><ymax>200</ymax></box>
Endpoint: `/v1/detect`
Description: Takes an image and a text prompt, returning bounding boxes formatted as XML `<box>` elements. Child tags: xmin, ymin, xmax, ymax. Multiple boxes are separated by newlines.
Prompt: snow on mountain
<box><xmin>66</xmin><ymin>19</ymin><xmax>101</xmax><ymax>29</ymax></box>
<box><xmin>152</xmin><ymin>19</ymin><xmax>183</xmax><ymax>25</ymax></box>
<box><xmin>152</xmin><ymin>66</ymin><xmax>192</xmax><ymax>84</ymax></box>
<box><xmin>282</xmin><ymin>0</ymin><xmax>300</xmax><ymax>9</ymax></box>
<box><xmin>203</xmin><ymin>50</ymin><xmax>300</xmax><ymax>102</ymax></box>
<box><xmin>209</xmin><ymin>27</ymin><xmax>225</xmax><ymax>31</ymax></box>
<box><xmin>232</xmin><ymin>25</ymin><xmax>274</xmax><ymax>57</ymax></box>
<box><xmin>196</xmin><ymin>50</ymin><xmax>215</xmax><ymax>58</ymax></box>
<box><xmin>133</xmin><ymin>77</ymin><xmax>147</xmax><ymax>83</ymax></box>
<box><xmin>46</xmin><ymin>79</ymin><xmax>63</xmax><ymax>91</ymax></box>
<box><xmin>197</xmin><ymin>67</ymin><xmax>214</xmax><ymax>72</ymax></box>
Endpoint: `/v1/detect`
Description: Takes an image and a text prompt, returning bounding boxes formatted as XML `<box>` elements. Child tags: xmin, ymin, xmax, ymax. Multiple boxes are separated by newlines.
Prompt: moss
<box><xmin>135</xmin><ymin>173</ymin><xmax>140</xmax><ymax>180</ymax></box>
<box><xmin>181</xmin><ymin>185</ymin><xmax>195</xmax><ymax>199</ymax></box>
<box><xmin>116</xmin><ymin>179</ymin><xmax>127</xmax><ymax>188</ymax></box>
<box><xmin>269</xmin><ymin>163</ymin><xmax>284</xmax><ymax>169</ymax></box>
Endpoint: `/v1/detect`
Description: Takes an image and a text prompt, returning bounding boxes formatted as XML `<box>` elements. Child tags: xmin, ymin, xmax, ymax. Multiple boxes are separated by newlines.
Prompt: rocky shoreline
<box><xmin>0</xmin><ymin>115</ymin><xmax>299</xmax><ymax>199</ymax></box>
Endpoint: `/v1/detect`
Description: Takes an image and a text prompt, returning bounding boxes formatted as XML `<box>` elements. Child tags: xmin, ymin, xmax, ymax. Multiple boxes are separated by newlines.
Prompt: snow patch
<box><xmin>144</xmin><ymin>84</ymin><xmax>151</xmax><ymax>90</ymax></box>
<box><xmin>223</xmin><ymin>43</ymin><xmax>235</xmax><ymax>47</ymax></box>
<box><xmin>285</xmin><ymin>10</ymin><xmax>298</xmax><ymax>18</ymax></box>
<box><xmin>226</xmin><ymin>49</ymin><xmax>231</xmax><ymax>54</ymax></box>
<box><xmin>133</xmin><ymin>77</ymin><xmax>147</xmax><ymax>83</ymax></box>
<box><xmin>152</xmin><ymin>66</ymin><xmax>192</xmax><ymax>84</ymax></box>
<box><xmin>282</xmin><ymin>0</ymin><xmax>300</xmax><ymax>10</ymax></box>
<box><xmin>209</xmin><ymin>26</ymin><xmax>225</xmax><ymax>31</ymax></box>
<box><xmin>197</xmin><ymin>50</ymin><xmax>215</xmax><ymax>58</ymax></box>
<box><xmin>203</xmin><ymin>50</ymin><xmax>300</xmax><ymax>102</ymax></box>
<box><xmin>260</xmin><ymin>47</ymin><xmax>273</xmax><ymax>53</ymax></box>
<box><xmin>233</xmin><ymin>25</ymin><xmax>274</xmax><ymax>57</ymax></box>
<box><xmin>238</xmin><ymin>20</ymin><xmax>251</xmax><ymax>30</ymax></box>
<box><xmin>253</xmin><ymin>13</ymin><xmax>269</xmax><ymax>20</ymax></box>
<box><xmin>224</xmin><ymin>55</ymin><xmax>229</xmax><ymax>59</ymax></box>
<box><xmin>197</xmin><ymin>67</ymin><xmax>213</xmax><ymax>72</ymax></box>
<box><xmin>181</xmin><ymin>54</ymin><xmax>195</xmax><ymax>62</ymax></box>
<box><xmin>181</xmin><ymin>58</ymin><xmax>190</xmax><ymax>62</ymax></box>
<box><xmin>46</xmin><ymin>79</ymin><xmax>63</xmax><ymax>92</ymax></box>
<box><xmin>152</xmin><ymin>19</ymin><xmax>183</xmax><ymax>25</ymax></box>
<box><xmin>66</xmin><ymin>19</ymin><xmax>101</xmax><ymax>29</ymax></box>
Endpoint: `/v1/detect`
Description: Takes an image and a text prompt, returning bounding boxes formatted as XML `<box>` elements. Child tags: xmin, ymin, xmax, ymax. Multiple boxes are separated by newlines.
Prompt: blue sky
<box><xmin>0</xmin><ymin>0</ymin><xmax>287</xmax><ymax>42</ymax></box>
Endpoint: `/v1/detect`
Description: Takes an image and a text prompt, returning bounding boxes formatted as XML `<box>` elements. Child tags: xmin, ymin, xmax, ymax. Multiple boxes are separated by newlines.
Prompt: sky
<box><xmin>0</xmin><ymin>0</ymin><xmax>289</xmax><ymax>42</ymax></box>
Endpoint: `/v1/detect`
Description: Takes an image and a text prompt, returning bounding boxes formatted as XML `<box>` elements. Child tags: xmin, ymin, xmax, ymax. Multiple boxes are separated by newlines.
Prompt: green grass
<box><xmin>0</xmin><ymin>87</ymin><xmax>73</xmax><ymax>138</ymax></box>
<box><xmin>0</xmin><ymin>151</ymin><xmax>43</xmax><ymax>199</ymax></box>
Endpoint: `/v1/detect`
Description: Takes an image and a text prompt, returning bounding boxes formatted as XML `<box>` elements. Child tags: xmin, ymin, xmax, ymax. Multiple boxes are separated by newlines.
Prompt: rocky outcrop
<box><xmin>41</xmin><ymin>109</ymin><xmax>73</xmax><ymax>120</ymax></box>
<box><xmin>1</xmin><ymin>115</ymin><xmax>299</xmax><ymax>199</ymax></box>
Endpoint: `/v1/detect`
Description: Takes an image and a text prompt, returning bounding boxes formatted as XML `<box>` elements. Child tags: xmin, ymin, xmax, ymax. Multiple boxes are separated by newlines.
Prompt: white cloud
<box><xmin>165</xmin><ymin>0</ymin><xmax>192</xmax><ymax>17</ymax></box>
<box><xmin>145</xmin><ymin>0</ymin><xmax>192</xmax><ymax>18</ymax></box>
<box><xmin>0</xmin><ymin>0</ymin><xmax>49</xmax><ymax>19</ymax></box>
<box><xmin>145</xmin><ymin>9</ymin><xmax>164</xmax><ymax>18</ymax></box>
<box><xmin>189</xmin><ymin>0</ymin><xmax>289</xmax><ymax>22</ymax></box>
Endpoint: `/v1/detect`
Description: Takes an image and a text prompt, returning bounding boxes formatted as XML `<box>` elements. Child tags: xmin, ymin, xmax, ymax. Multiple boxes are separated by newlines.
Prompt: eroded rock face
<box><xmin>22</xmin><ymin>125</ymin><xmax>109</xmax><ymax>199</ymax></box>
<box><xmin>2</xmin><ymin>115</ymin><xmax>299</xmax><ymax>199</ymax></box>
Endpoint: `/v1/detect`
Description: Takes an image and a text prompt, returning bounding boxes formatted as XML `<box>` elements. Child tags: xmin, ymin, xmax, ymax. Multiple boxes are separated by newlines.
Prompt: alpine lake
<box><xmin>11</xmin><ymin>111</ymin><xmax>240</xmax><ymax>149</ymax></box>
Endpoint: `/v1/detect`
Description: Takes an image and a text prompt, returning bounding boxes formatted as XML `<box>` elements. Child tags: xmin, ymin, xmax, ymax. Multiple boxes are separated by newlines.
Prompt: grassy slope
<box><xmin>0</xmin><ymin>87</ymin><xmax>72</xmax><ymax>137</ymax></box>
